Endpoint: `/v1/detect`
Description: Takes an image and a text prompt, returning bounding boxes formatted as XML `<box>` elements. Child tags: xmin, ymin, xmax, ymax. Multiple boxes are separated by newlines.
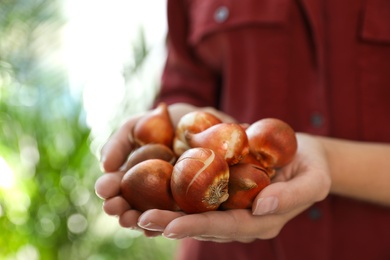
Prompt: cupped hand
<box><xmin>95</xmin><ymin>115</ymin><xmax>138</xmax><ymax>221</ymax></box>
<box><xmin>95</xmin><ymin>108</ymin><xmax>332</xmax><ymax>242</ymax></box>
<box><xmin>132</xmin><ymin>133</ymin><xmax>331</xmax><ymax>242</ymax></box>
<box><xmin>95</xmin><ymin>113</ymin><xmax>157</xmax><ymax>236</ymax></box>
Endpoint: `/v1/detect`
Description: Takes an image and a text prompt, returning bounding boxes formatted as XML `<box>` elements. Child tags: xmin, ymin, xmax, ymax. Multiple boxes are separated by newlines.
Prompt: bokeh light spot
<box><xmin>0</xmin><ymin>157</ymin><xmax>15</xmax><ymax>189</ymax></box>
<box><xmin>67</xmin><ymin>213</ymin><xmax>88</xmax><ymax>234</ymax></box>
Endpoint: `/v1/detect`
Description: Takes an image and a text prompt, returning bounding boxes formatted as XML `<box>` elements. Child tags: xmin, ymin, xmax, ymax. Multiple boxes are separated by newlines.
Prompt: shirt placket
<box><xmin>298</xmin><ymin>0</ymin><xmax>330</xmax><ymax>135</ymax></box>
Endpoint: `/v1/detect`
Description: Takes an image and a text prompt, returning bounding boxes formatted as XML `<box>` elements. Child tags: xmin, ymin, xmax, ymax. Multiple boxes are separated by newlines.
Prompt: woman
<box><xmin>95</xmin><ymin>0</ymin><xmax>390</xmax><ymax>259</ymax></box>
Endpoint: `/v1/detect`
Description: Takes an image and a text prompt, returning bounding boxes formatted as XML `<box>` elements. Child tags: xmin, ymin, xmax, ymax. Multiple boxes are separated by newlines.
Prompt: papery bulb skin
<box><xmin>173</xmin><ymin>111</ymin><xmax>222</xmax><ymax>156</ymax></box>
<box><xmin>171</xmin><ymin>148</ymin><xmax>230</xmax><ymax>214</ymax></box>
<box><xmin>246</xmin><ymin>118</ymin><xmax>297</xmax><ymax>168</ymax></box>
<box><xmin>220</xmin><ymin>163</ymin><xmax>271</xmax><ymax>210</ymax></box>
<box><xmin>132</xmin><ymin>103</ymin><xmax>175</xmax><ymax>148</ymax></box>
<box><xmin>125</xmin><ymin>143</ymin><xmax>176</xmax><ymax>170</ymax></box>
<box><xmin>239</xmin><ymin>153</ymin><xmax>276</xmax><ymax>179</ymax></box>
<box><xmin>121</xmin><ymin>159</ymin><xmax>179</xmax><ymax>212</ymax></box>
<box><xmin>185</xmin><ymin>123</ymin><xmax>249</xmax><ymax>165</ymax></box>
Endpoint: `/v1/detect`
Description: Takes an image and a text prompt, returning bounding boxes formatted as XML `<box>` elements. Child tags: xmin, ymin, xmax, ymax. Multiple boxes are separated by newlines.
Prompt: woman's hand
<box><xmin>96</xmin><ymin>128</ymin><xmax>332</xmax><ymax>242</ymax></box>
<box><xmin>133</xmin><ymin>133</ymin><xmax>332</xmax><ymax>242</ymax></box>
<box><xmin>94</xmin><ymin>113</ymin><xmax>142</xmax><ymax>227</ymax></box>
<box><xmin>95</xmin><ymin>118</ymin><xmax>331</xmax><ymax>242</ymax></box>
<box><xmin>94</xmin><ymin>100</ymin><xmax>334</xmax><ymax>242</ymax></box>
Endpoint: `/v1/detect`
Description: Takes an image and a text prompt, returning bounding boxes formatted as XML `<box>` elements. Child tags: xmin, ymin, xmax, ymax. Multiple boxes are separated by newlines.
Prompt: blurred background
<box><xmin>0</xmin><ymin>0</ymin><xmax>178</xmax><ymax>259</ymax></box>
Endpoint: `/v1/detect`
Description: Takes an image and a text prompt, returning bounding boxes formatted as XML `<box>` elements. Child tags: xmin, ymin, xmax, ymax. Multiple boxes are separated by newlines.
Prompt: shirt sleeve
<box><xmin>155</xmin><ymin>0</ymin><xmax>220</xmax><ymax>108</ymax></box>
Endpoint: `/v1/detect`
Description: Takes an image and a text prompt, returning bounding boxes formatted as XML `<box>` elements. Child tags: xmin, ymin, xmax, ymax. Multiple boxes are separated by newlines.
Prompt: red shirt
<box><xmin>156</xmin><ymin>0</ymin><xmax>390</xmax><ymax>259</ymax></box>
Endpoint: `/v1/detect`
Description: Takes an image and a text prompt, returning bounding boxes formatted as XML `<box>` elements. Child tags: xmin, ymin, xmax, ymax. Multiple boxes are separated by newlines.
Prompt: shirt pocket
<box><xmin>188</xmin><ymin>0</ymin><xmax>291</xmax><ymax>45</ymax></box>
<box><xmin>358</xmin><ymin>0</ymin><xmax>390</xmax><ymax>141</ymax></box>
<box><xmin>360</xmin><ymin>0</ymin><xmax>390</xmax><ymax>43</ymax></box>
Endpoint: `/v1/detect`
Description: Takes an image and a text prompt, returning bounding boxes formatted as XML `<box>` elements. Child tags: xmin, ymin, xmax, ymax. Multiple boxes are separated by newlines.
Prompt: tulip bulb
<box><xmin>246</xmin><ymin>118</ymin><xmax>297</xmax><ymax>168</ymax></box>
<box><xmin>132</xmin><ymin>103</ymin><xmax>174</xmax><ymax>148</ymax></box>
<box><xmin>121</xmin><ymin>159</ymin><xmax>179</xmax><ymax>212</ymax></box>
<box><xmin>185</xmin><ymin>123</ymin><xmax>249</xmax><ymax>165</ymax></box>
<box><xmin>173</xmin><ymin>111</ymin><xmax>222</xmax><ymax>156</ymax></box>
<box><xmin>171</xmin><ymin>148</ymin><xmax>229</xmax><ymax>214</ymax></box>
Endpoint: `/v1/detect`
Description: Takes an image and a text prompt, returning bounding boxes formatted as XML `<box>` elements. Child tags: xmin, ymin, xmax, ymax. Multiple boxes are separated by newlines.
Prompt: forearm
<box><xmin>318</xmin><ymin>136</ymin><xmax>390</xmax><ymax>206</ymax></box>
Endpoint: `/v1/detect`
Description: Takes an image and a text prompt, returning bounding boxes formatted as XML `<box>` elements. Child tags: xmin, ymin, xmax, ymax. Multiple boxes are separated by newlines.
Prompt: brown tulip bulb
<box><xmin>246</xmin><ymin>118</ymin><xmax>297</xmax><ymax>168</ymax></box>
<box><xmin>125</xmin><ymin>143</ymin><xmax>176</xmax><ymax>170</ymax></box>
<box><xmin>220</xmin><ymin>163</ymin><xmax>271</xmax><ymax>210</ymax></box>
<box><xmin>185</xmin><ymin>123</ymin><xmax>249</xmax><ymax>165</ymax></box>
<box><xmin>121</xmin><ymin>159</ymin><xmax>179</xmax><ymax>212</ymax></box>
<box><xmin>132</xmin><ymin>103</ymin><xmax>174</xmax><ymax>148</ymax></box>
<box><xmin>173</xmin><ymin>111</ymin><xmax>222</xmax><ymax>156</ymax></box>
<box><xmin>171</xmin><ymin>148</ymin><xmax>229</xmax><ymax>214</ymax></box>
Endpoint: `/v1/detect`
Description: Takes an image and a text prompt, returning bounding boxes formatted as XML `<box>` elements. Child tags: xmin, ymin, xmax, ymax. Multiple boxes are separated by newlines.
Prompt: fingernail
<box><xmin>137</xmin><ymin>222</ymin><xmax>164</xmax><ymax>232</ymax></box>
<box><xmin>163</xmin><ymin>233</ymin><xmax>188</xmax><ymax>240</ymax></box>
<box><xmin>253</xmin><ymin>196</ymin><xmax>278</xmax><ymax>215</ymax></box>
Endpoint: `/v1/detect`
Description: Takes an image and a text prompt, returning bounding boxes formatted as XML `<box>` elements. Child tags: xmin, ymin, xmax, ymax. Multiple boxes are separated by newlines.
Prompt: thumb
<box><xmin>251</xmin><ymin>173</ymin><xmax>321</xmax><ymax>216</ymax></box>
<box><xmin>251</xmin><ymin>182</ymin><xmax>285</xmax><ymax>216</ymax></box>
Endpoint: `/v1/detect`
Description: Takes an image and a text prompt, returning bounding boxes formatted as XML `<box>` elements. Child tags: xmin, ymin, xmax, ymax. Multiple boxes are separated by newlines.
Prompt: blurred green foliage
<box><xmin>0</xmin><ymin>0</ymin><xmax>177</xmax><ymax>259</ymax></box>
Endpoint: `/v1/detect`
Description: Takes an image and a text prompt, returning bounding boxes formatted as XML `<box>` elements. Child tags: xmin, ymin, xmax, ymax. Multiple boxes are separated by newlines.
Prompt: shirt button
<box><xmin>310</xmin><ymin>112</ymin><xmax>324</xmax><ymax>128</ymax></box>
<box><xmin>308</xmin><ymin>207</ymin><xmax>322</xmax><ymax>221</ymax></box>
<box><xmin>214</xmin><ymin>6</ymin><xmax>229</xmax><ymax>23</ymax></box>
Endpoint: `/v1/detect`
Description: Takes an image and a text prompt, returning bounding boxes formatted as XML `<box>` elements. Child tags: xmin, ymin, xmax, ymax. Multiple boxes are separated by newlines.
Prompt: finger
<box><xmin>253</xmin><ymin>163</ymin><xmax>330</xmax><ymax>216</ymax></box>
<box><xmin>100</xmin><ymin>117</ymin><xmax>140</xmax><ymax>172</ymax></box>
<box><xmin>190</xmin><ymin>204</ymin><xmax>309</xmax><ymax>242</ymax></box>
<box><xmin>163</xmin><ymin>205</ymin><xmax>310</xmax><ymax>241</ymax></box>
<box><xmin>103</xmin><ymin>196</ymin><xmax>130</xmax><ymax>216</ymax></box>
<box><xmin>138</xmin><ymin>209</ymin><xmax>186</xmax><ymax>232</ymax></box>
<box><xmin>162</xmin><ymin>210</ymin><xmax>258</xmax><ymax>240</ymax></box>
<box><xmin>192</xmin><ymin>235</ymin><xmax>255</xmax><ymax>243</ymax></box>
<box><xmin>119</xmin><ymin>210</ymin><xmax>163</xmax><ymax>237</ymax></box>
<box><xmin>119</xmin><ymin>210</ymin><xmax>142</xmax><ymax>229</ymax></box>
<box><xmin>95</xmin><ymin>172</ymin><xmax>125</xmax><ymax>199</ymax></box>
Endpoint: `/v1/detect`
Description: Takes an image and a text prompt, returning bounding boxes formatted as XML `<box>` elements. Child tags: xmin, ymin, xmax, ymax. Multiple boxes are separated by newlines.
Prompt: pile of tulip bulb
<box><xmin>120</xmin><ymin>103</ymin><xmax>298</xmax><ymax>214</ymax></box>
